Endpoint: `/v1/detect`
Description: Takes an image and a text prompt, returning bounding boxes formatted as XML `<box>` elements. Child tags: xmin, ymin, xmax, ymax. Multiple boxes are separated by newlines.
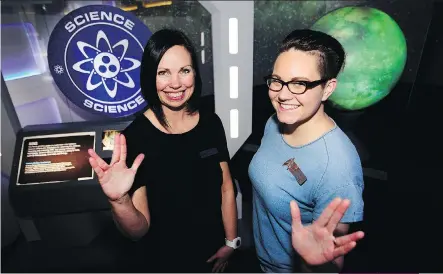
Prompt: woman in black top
<box><xmin>87</xmin><ymin>29</ymin><xmax>238</xmax><ymax>272</ymax></box>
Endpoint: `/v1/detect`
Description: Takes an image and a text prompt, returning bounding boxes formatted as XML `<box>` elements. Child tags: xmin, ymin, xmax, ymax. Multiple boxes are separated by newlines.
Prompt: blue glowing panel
<box><xmin>15</xmin><ymin>97</ymin><xmax>62</xmax><ymax>127</ymax></box>
<box><xmin>1</xmin><ymin>23</ymin><xmax>46</xmax><ymax>81</ymax></box>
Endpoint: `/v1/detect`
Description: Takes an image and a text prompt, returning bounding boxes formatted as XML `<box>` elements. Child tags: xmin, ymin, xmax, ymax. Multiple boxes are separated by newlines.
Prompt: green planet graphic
<box><xmin>311</xmin><ymin>7</ymin><xmax>407</xmax><ymax>110</ymax></box>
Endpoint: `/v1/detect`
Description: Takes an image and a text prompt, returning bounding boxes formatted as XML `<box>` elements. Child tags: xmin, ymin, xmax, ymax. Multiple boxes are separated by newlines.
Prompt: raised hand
<box><xmin>290</xmin><ymin>198</ymin><xmax>364</xmax><ymax>266</ymax></box>
<box><xmin>88</xmin><ymin>133</ymin><xmax>144</xmax><ymax>201</ymax></box>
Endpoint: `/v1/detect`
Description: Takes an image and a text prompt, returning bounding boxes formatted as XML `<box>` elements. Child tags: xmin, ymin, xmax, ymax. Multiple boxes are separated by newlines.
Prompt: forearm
<box><xmin>221</xmin><ymin>185</ymin><xmax>237</xmax><ymax>240</ymax></box>
<box><xmin>109</xmin><ymin>194</ymin><xmax>149</xmax><ymax>240</ymax></box>
<box><xmin>301</xmin><ymin>256</ymin><xmax>343</xmax><ymax>273</ymax></box>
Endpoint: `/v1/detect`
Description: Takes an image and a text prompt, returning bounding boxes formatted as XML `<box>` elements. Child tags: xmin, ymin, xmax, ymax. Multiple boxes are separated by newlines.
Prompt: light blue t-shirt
<box><xmin>248</xmin><ymin>114</ymin><xmax>364</xmax><ymax>273</ymax></box>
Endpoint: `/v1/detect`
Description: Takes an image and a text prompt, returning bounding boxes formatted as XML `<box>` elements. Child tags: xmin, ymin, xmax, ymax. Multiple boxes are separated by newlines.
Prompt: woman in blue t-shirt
<box><xmin>249</xmin><ymin>29</ymin><xmax>365</xmax><ymax>273</ymax></box>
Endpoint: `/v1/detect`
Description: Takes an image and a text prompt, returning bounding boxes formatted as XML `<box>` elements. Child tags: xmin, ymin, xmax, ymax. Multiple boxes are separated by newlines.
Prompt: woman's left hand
<box><xmin>290</xmin><ymin>198</ymin><xmax>365</xmax><ymax>266</ymax></box>
<box><xmin>207</xmin><ymin>245</ymin><xmax>234</xmax><ymax>272</ymax></box>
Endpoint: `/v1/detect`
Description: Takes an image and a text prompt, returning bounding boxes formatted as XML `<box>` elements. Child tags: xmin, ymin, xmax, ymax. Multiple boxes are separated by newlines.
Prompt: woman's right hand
<box><xmin>88</xmin><ymin>133</ymin><xmax>145</xmax><ymax>202</ymax></box>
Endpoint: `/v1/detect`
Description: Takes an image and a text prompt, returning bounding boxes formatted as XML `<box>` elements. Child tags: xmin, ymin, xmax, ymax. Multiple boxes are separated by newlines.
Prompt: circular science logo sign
<box><xmin>48</xmin><ymin>5</ymin><xmax>151</xmax><ymax>118</ymax></box>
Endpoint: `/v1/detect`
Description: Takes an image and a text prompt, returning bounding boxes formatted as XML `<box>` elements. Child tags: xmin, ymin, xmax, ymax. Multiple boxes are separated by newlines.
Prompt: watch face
<box><xmin>236</xmin><ymin>239</ymin><xmax>241</xmax><ymax>247</ymax></box>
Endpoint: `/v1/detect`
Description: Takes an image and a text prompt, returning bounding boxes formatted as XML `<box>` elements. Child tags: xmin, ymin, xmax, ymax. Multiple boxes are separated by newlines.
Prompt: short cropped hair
<box><xmin>279</xmin><ymin>29</ymin><xmax>346</xmax><ymax>80</ymax></box>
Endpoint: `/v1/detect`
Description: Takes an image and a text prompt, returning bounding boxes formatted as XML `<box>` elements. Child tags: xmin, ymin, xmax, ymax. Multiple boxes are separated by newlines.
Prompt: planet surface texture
<box><xmin>311</xmin><ymin>7</ymin><xmax>407</xmax><ymax>110</ymax></box>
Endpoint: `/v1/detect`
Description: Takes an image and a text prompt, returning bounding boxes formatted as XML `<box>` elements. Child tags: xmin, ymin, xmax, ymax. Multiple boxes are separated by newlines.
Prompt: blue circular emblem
<box><xmin>48</xmin><ymin>5</ymin><xmax>151</xmax><ymax>118</ymax></box>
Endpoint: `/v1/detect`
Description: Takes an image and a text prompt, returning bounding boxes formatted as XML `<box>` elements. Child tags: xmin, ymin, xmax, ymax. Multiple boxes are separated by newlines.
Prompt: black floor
<box><xmin>1</xmin><ymin>213</ymin><xmax>263</xmax><ymax>273</ymax></box>
<box><xmin>2</xmin><ymin>181</ymin><xmax>442</xmax><ymax>273</ymax></box>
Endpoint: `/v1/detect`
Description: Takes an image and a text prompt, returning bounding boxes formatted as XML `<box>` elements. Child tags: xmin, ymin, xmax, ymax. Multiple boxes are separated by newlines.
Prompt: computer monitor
<box><xmin>9</xmin><ymin>119</ymin><xmax>132</xmax><ymax>218</ymax></box>
<box><xmin>16</xmin><ymin>132</ymin><xmax>96</xmax><ymax>186</ymax></box>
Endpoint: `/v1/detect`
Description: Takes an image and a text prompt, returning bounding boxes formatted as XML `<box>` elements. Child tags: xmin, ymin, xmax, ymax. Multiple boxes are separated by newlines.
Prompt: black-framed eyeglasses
<box><xmin>264</xmin><ymin>76</ymin><xmax>329</xmax><ymax>95</ymax></box>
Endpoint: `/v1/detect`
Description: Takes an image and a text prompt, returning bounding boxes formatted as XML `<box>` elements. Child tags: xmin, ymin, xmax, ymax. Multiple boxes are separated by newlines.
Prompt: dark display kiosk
<box><xmin>9</xmin><ymin>119</ymin><xmax>133</xmax><ymax>219</ymax></box>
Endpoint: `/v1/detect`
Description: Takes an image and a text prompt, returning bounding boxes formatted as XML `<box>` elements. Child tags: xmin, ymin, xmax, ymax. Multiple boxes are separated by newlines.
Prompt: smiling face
<box><xmin>156</xmin><ymin>45</ymin><xmax>195</xmax><ymax>110</ymax></box>
<box><xmin>269</xmin><ymin>49</ymin><xmax>336</xmax><ymax>125</ymax></box>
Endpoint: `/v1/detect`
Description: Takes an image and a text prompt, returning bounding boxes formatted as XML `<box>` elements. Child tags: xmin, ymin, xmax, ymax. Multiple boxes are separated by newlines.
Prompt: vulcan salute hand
<box><xmin>88</xmin><ymin>133</ymin><xmax>144</xmax><ymax>202</ymax></box>
<box><xmin>290</xmin><ymin>198</ymin><xmax>365</xmax><ymax>265</ymax></box>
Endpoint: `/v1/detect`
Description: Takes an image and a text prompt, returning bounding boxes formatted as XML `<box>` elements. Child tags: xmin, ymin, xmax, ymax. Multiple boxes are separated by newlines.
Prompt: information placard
<box><xmin>16</xmin><ymin>132</ymin><xmax>96</xmax><ymax>185</ymax></box>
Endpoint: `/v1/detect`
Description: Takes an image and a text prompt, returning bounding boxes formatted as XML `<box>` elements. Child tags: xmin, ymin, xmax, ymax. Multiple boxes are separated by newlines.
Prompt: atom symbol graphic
<box><xmin>71</xmin><ymin>30</ymin><xmax>141</xmax><ymax>98</ymax></box>
<box><xmin>54</xmin><ymin>65</ymin><xmax>64</xmax><ymax>74</ymax></box>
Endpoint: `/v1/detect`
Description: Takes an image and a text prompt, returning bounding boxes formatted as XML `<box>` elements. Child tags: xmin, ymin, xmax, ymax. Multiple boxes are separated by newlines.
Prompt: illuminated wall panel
<box><xmin>1</xmin><ymin>23</ymin><xmax>46</xmax><ymax>81</ymax></box>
